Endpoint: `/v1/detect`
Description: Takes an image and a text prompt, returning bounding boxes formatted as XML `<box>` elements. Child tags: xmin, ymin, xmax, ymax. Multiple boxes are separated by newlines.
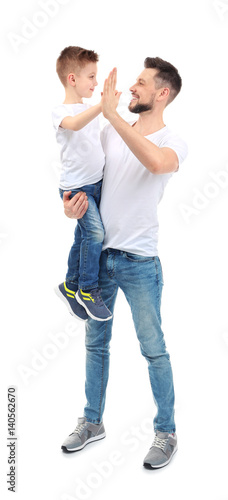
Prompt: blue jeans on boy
<box><xmin>59</xmin><ymin>179</ymin><xmax>104</xmax><ymax>291</ymax></box>
<box><xmin>84</xmin><ymin>248</ymin><xmax>176</xmax><ymax>433</ymax></box>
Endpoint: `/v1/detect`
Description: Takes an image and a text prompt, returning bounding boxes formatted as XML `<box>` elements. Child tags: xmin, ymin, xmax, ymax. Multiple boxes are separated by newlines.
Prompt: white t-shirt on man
<box><xmin>52</xmin><ymin>103</ymin><xmax>105</xmax><ymax>190</ymax></box>
<box><xmin>100</xmin><ymin>123</ymin><xmax>188</xmax><ymax>257</ymax></box>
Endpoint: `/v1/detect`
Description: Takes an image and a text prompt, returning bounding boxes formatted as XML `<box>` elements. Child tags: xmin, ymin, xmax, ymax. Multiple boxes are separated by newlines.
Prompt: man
<box><xmin>61</xmin><ymin>57</ymin><xmax>188</xmax><ymax>469</ymax></box>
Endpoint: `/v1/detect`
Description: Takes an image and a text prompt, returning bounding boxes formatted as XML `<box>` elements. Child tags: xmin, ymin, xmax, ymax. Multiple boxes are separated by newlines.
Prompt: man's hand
<box><xmin>63</xmin><ymin>191</ymin><xmax>88</xmax><ymax>219</ymax></box>
<box><xmin>102</xmin><ymin>68</ymin><xmax>122</xmax><ymax>120</ymax></box>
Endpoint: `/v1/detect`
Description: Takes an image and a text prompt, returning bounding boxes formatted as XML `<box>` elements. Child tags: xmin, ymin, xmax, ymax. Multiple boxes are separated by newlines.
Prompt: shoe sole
<box><xmin>54</xmin><ymin>286</ymin><xmax>88</xmax><ymax>322</ymax></box>
<box><xmin>143</xmin><ymin>446</ymin><xmax>178</xmax><ymax>469</ymax></box>
<box><xmin>61</xmin><ymin>432</ymin><xmax>106</xmax><ymax>453</ymax></box>
<box><xmin>76</xmin><ymin>292</ymin><xmax>112</xmax><ymax>322</ymax></box>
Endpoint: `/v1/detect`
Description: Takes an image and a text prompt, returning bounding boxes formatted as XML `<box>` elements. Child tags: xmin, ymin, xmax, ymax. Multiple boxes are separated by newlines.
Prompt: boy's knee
<box><xmin>93</xmin><ymin>226</ymin><xmax>104</xmax><ymax>243</ymax></box>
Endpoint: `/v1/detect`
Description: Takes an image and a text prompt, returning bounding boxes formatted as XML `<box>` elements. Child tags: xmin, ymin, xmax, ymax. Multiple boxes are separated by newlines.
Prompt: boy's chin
<box><xmin>84</xmin><ymin>91</ymin><xmax>93</xmax><ymax>99</ymax></box>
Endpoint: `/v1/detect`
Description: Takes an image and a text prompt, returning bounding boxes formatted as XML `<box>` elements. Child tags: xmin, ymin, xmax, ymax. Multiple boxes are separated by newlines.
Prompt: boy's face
<box><xmin>73</xmin><ymin>62</ymin><xmax>98</xmax><ymax>99</ymax></box>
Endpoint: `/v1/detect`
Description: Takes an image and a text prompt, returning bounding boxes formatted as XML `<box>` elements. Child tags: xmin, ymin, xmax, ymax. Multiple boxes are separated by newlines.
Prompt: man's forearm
<box><xmin>107</xmin><ymin>112</ymin><xmax>178</xmax><ymax>174</ymax></box>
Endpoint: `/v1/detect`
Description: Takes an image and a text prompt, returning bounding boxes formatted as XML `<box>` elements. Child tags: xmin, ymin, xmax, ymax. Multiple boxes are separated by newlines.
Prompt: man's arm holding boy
<box><xmin>63</xmin><ymin>191</ymin><xmax>88</xmax><ymax>219</ymax></box>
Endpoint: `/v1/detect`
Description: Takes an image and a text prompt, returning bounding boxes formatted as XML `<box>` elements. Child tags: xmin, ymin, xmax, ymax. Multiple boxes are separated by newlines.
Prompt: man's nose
<box><xmin>129</xmin><ymin>84</ymin><xmax>136</xmax><ymax>92</ymax></box>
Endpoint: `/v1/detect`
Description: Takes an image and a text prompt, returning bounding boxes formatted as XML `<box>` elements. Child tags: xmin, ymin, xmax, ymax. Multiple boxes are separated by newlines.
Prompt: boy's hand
<box><xmin>102</xmin><ymin>68</ymin><xmax>122</xmax><ymax>120</ymax></box>
<box><xmin>63</xmin><ymin>191</ymin><xmax>88</xmax><ymax>219</ymax></box>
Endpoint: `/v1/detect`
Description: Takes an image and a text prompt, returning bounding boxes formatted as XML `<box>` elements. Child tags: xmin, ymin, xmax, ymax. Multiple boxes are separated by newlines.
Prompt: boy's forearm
<box><xmin>60</xmin><ymin>103</ymin><xmax>102</xmax><ymax>131</ymax></box>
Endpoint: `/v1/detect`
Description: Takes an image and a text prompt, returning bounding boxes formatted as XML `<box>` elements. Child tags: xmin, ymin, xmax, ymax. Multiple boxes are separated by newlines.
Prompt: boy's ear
<box><xmin>67</xmin><ymin>73</ymin><xmax>76</xmax><ymax>87</ymax></box>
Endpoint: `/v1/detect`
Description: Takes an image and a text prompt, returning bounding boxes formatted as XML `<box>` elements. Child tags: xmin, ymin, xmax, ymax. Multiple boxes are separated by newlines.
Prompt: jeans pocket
<box><xmin>125</xmin><ymin>252</ymin><xmax>155</xmax><ymax>263</ymax></box>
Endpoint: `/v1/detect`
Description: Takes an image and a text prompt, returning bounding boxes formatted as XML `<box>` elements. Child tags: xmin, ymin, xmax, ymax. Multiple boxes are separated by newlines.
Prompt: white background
<box><xmin>1</xmin><ymin>0</ymin><xmax>228</xmax><ymax>499</ymax></box>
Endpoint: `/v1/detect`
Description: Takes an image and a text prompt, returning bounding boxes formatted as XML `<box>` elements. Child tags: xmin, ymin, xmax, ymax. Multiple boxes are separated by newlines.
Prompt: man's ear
<box><xmin>157</xmin><ymin>87</ymin><xmax>170</xmax><ymax>101</ymax></box>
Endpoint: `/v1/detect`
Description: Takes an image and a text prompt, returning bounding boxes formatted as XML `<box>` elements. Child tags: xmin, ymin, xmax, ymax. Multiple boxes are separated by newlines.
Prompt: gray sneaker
<box><xmin>61</xmin><ymin>417</ymin><xmax>106</xmax><ymax>453</ymax></box>
<box><xmin>143</xmin><ymin>431</ymin><xmax>177</xmax><ymax>469</ymax></box>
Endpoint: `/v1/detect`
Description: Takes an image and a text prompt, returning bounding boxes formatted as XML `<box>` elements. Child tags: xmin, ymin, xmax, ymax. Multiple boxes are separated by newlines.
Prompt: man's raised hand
<box><xmin>102</xmin><ymin>68</ymin><xmax>122</xmax><ymax>120</ymax></box>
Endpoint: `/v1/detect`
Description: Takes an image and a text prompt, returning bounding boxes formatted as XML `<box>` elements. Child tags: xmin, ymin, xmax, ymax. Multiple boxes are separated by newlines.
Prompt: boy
<box><xmin>52</xmin><ymin>46</ymin><xmax>112</xmax><ymax>321</ymax></box>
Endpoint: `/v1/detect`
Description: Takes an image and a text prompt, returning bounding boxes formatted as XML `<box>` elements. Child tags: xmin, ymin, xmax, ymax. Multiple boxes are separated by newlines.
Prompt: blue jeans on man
<box><xmin>84</xmin><ymin>248</ymin><xmax>176</xmax><ymax>433</ymax></box>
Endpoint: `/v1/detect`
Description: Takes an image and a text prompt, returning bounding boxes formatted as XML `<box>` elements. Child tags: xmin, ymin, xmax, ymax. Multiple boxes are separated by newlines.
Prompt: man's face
<box><xmin>128</xmin><ymin>68</ymin><xmax>159</xmax><ymax>114</ymax></box>
<box><xmin>74</xmin><ymin>62</ymin><xmax>98</xmax><ymax>98</ymax></box>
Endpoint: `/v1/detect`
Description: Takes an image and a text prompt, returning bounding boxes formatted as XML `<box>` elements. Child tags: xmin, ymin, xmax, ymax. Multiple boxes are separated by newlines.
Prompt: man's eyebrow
<box><xmin>137</xmin><ymin>77</ymin><xmax>146</xmax><ymax>83</ymax></box>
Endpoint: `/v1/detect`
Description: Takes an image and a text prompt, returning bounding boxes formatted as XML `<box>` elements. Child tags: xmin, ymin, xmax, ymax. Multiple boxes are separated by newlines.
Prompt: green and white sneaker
<box><xmin>143</xmin><ymin>431</ymin><xmax>177</xmax><ymax>469</ymax></box>
<box><xmin>61</xmin><ymin>417</ymin><xmax>106</xmax><ymax>453</ymax></box>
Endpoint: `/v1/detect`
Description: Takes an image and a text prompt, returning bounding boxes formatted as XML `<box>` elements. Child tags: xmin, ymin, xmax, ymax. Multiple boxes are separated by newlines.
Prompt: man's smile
<box><xmin>130</xmin><ymin>93</ymin><xmax>139</xmax><ymax>102</ymax></box>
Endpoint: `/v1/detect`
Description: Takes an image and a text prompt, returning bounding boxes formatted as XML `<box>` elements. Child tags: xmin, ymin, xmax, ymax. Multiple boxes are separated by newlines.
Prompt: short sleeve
<box><xmin>52</xmin><ymin>105</ymin><xmax>72</xmax><ymax>132</ymax></box>
<box><xmin>160</xmin><ymin>134</ymin><xmax>188</xmax><ymax>167</ymax></box>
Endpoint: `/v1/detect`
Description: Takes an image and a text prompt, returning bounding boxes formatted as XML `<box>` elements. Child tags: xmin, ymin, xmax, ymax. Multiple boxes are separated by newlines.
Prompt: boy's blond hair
<box><xmin>56</xmin><ymin>46</ymin><xmax>99</xmax><ymax>87</ymax></box>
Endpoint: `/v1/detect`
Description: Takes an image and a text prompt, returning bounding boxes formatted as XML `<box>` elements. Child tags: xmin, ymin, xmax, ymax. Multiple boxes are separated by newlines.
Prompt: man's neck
<box><xmin>132</xmin><ymin>109</ymin><xmax>165</xmax><ymax>136</ymax></box>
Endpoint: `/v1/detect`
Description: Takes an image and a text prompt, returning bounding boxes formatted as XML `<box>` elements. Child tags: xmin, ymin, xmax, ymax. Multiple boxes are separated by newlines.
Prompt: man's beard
<box><xmin>128</xmin><ymin>95</ymin><xmax>155</xmax><ymax>114</ymax></box>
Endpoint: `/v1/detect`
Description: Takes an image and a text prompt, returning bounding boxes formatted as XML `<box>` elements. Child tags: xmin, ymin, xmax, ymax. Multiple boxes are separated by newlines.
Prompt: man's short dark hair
<box><xmin>144</xmin><ymin>57</ymin><xmax>182</xmax><ymax>105</ymax></box>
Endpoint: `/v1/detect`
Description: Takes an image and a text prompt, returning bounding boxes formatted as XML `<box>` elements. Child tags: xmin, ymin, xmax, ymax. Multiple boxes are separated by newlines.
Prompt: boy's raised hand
<box><xmin>101</xmin><ymin>68</ymin><xmax>122</xmax><ymax>120</ymax></box>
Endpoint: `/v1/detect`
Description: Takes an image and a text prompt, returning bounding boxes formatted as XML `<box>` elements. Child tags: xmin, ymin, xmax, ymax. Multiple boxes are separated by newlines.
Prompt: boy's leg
<box><xmin>59</xmin><ymin>181</ymin><xmax>103</xmax><ymax>291</ymax></box>
<box><xmin>59</xmin><ymin>188</ymin><xmax>81</xmax><ymax>290</ymax></box>
<box><xmin>76</xmin><ymin>181</ymin><xmax>104</xmax><ymax>291</ymax></box>
<box><xmin>55</xmin><ymin>190</ymin><xmax>87</xmax><ymax>321</ymax></box>
<box><xmin>75</xmin><ymin>181</ymin><xmax>112</xmax><ymax>321</ymax></box>
<box><xmin>77</xmin><ymin>194</ymin><xmax>104</xmax><ymax>290</ymax></box>
<box><xmin>65</xmin><ymin>223</ymin><xmax>81</xmax><ymax>291</ymax></box>
<box><xmin>57</xmin><ymin>183</ymin><xmax>111</xmax><ymax>321</ymax></box>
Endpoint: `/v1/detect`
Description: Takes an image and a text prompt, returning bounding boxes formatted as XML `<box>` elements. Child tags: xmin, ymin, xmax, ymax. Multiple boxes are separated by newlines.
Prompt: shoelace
<box><xmin>152</xmin><ymin>435</ymin><xmax>169</xmax><ymax>451</ymax></box>
<box><xmin>73</xmin><ymin>422</ymin><xmax>87</xmax><ymax>436</ymax></box>
<box><xmin>90</xmin><ymin>288</ymin><xmax>104</xmax><ymax>307</ymax></box>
